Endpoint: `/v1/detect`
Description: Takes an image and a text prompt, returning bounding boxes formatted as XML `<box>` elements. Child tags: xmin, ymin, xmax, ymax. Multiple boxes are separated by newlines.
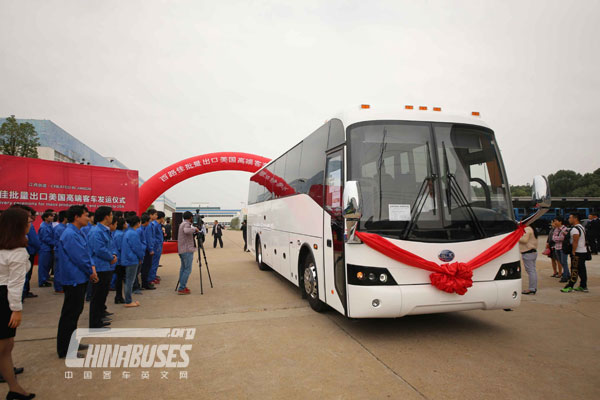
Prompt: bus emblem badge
<box><xmin>438</xmin><ymin>250</ymin><xmax>455</xmax><ymax>262</ymax></box>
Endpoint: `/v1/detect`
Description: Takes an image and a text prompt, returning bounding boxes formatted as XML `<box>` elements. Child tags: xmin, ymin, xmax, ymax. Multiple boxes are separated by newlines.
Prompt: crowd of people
<box><xmin>0</xmin><ymin>204</ymin><xmax>175</xmax><ymax>399</ymax></box>
<box><xmin>520</xmin><ymin>212</ymin><xmax>596</xmax><ymax>295</ymax></box>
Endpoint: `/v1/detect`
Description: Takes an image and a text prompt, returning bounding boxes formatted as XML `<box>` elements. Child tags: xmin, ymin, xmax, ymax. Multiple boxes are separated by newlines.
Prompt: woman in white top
<box><xmin>0</xmin><ymin>207</ymin><xmax>35</xmax><ymax>399</ymax></box>
<box><xmin>519</xmin><ymin>225</ymin><xmax>538</xmax><ymax>295</ymax></box>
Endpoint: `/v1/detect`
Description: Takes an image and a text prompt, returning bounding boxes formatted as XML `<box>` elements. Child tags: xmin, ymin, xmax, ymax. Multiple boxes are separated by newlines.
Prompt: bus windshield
<box><xmin>348</xmin><ymin>121</ymin><xmax>516</xmax><ymax>242</ymax></box>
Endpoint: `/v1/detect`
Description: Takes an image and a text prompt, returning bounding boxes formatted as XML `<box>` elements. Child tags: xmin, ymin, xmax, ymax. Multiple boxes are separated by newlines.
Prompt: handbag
<box><xmin>542</xmin><ymin>247</ymin><xmax>551</xmax><ymax>257</ymax></box>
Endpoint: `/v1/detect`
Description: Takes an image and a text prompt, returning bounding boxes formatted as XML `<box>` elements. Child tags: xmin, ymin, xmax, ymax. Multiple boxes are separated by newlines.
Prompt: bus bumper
<box><xmin>346</xmin><ymin>279</ymin><xmax>522</xmax><ymax>318</ymax></box>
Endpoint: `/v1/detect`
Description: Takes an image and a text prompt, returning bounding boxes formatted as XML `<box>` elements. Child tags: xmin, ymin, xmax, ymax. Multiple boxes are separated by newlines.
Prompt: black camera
<box><xmin>193</xmin><ymin>210</ymin><xmax>205</xmax><ymax>243</ymax></box>
<box><xmin>193</xmin><ymin>209</ymin><xmax>204</xmax><ymax>228</ymax></box>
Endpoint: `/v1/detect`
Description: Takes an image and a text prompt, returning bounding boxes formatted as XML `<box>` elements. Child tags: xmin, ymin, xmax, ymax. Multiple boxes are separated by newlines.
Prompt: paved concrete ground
<box><xmin>8</xmin><ymin>231</ymin><xmax>600</xmax><ymax>399</ymax></box>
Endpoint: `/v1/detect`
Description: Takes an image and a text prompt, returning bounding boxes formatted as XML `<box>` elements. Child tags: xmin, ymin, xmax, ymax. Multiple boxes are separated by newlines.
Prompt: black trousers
<box><xmin>567</xmin><ymin>253</ymin><xmax>588</xmax><ymax>289</ymax></box>
<box><xmin>141</xmin><ymin>250</ymin><xmax>153</xmax><ymax>287</ymax></box>
<box><xmin>23</xmin><ymin>254</ymin><xmax>35</xmax><ymax>296</ymax></box>
<box><xmin>213</xmin><ymin>235</ymin><xmax>223</xmax><ymax>248</ymax></box>
<box><xmin>89</xmin><ymin>271</ymin><xmax>112</xmax><ymax>328</ymax></box>
<box><xmin>114</xmin><ymin>265</ymin><xmax>125</xmax><ymax>301</ymax></box>
<box><xmin>57</xmin><ymin>282</ymin><xmax>87</xmax><ymax>357</ymax></box>
<box><xmin>588</xmin><ymin>233</ymin><xmax>599</xmax><ymax>254</ymax></box>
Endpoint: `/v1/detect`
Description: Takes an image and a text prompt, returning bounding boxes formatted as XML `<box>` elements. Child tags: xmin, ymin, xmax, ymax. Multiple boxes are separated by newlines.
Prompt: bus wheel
<box><xmin>302</xmin><ymin>254</ymin><xmax>326</xmax><ymax>312</ymax></box>
<box><xmin>256</xmin><ymin>237</ymin><xmax>269</xmax><ymax>271</ymax></box>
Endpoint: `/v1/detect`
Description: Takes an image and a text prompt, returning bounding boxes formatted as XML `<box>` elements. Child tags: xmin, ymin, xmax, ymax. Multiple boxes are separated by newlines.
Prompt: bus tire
<box><xmin>256</xmin><ymin>237</ymin><xmax>270</xmax><ymax>271</ymax></box>
<box><xmin>302</xmin><ymin>253</ymin><xmax>326</xmax><ymax>312</ymax></box>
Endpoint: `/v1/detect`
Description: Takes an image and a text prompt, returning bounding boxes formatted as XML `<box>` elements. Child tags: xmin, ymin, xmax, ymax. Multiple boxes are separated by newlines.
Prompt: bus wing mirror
<box><xmin>521</xmin><ymin>175</ymin><xmax>551</xmax><ymax>226</ymax></box>
<box><xmin>532</xmin><ymin>175</ymin><xmax>551</xmax><ymax>209</ymax></box>
<box><xmin>343</xmin><ymin>181</ymin><xmax>362</xmax><ymax>243</ymax></box>
<box><xmin>343</xmin><ymin>181</ymin><xmax>362</xmax><ymax>220</ymax></box>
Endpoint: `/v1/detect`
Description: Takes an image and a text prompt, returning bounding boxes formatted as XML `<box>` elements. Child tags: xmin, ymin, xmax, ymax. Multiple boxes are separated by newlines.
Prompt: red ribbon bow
<box><xmin>429</xmin><ymin>262</ymin><xmax>473</xmax><ymax>295</ymax></box>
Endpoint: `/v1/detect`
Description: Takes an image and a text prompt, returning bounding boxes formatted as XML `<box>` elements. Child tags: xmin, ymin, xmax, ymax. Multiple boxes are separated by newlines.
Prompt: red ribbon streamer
<box><xmin>354</xmin><ymin>224</ymin><xmax>525</xmax><ymax>295</ymax></box>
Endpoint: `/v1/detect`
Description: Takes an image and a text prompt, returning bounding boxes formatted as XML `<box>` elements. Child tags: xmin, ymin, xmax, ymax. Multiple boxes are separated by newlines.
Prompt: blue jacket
<box><xmin>57</xmin><ymin>224</ymin><xmax>94</xmax><ymax>286</ymax></box>
<box><xmin>144</xmin><ymin>224</ymin><xmax>155</xmax><ymax>253</ymax></box>
<box><xmin>53</xmin><ymin>223</ymin><xmax>67</xmax><ymax>250</ymax></box>
<box><xmin>81</xmin><ymin>223</ymin><xmax>93</xmax><ymax>237</ymax></box>
<box><xmin>38</xmin><ymin>221</ymin><xmax>55</xmax><ymax>253</ymax></box>
<box><xmin>121</xmin><ymin>227</ymin><xmax>145</xmax><ymax>266</ymax></box>
<box><xmin>112</xmin><ymin>230</ymin><xmax>125</xmax><ymax>265</ymax></box>
<box><xmin>137</xmin><ymin>225</ymin><xmax>147</xmax><ymax>252</ymax></box>
<box><xmin>26</xmin><ymin>224</ymin><xmax>40</xmax><ymax>256</ymax></box>
<box><xmin>151</xmin><ymin>221</ymin><xmax>164</xmax><ymax>252</ymax></box>
<box><xmin>88</xmin><ymin>224</ymin><xmax>117</xmax><ymax>272</ymax></box>
<box><xmin>137</xmin><ymin>224</ymin><xmax>149</xmax><ymax>252</ymax></box>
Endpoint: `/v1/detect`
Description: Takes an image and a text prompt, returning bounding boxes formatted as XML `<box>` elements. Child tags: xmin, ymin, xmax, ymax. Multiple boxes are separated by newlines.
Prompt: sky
<box><xmin>1</xmin><ymin>0</ymin><xmax>598</xmax><ymax>209</ymax></box>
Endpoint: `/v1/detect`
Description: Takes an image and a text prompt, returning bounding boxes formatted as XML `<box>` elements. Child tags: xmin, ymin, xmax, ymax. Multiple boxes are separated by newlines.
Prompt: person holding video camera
<box><xmin>177</xmin><ymin>212</ymin><xmax>199</xmax><ymax>295</ymax></box>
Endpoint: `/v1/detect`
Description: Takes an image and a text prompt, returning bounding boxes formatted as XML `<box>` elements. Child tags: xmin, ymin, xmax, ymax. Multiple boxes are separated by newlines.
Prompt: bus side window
<box><xmin>273</xmin><ymin>155</ymin><xmax>287</xmax><ymax>198</ymax></box>
<box><xmin>298</xmin><ymin>122</ymin><xmax>329</xmax><ymax>205</ymax></box>
<box><xmin>328</xmin><ymin>119</ymin><xmax>345</xmax><ymax>150</ymax></box>
<box><xmin>248</xmin><ymin>180</ymin><xmax>259</xmax><ymax>205</ymax></box>
<box><xmin>325</xmin><ymin>153</ymin><xmax>343</xmax><ymax>217</ymax></box>
<box><xmin>284</xmin><ymin>143</ymin><xmax>302</xmax><ymax>195</ymax></box>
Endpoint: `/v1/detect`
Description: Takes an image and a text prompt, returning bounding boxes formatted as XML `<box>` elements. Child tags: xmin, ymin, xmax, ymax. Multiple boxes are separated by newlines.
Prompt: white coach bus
<box><xmin>247</xmin><ymin>105</ymin><xmax>550</xmax><ymax>318</ymax></box>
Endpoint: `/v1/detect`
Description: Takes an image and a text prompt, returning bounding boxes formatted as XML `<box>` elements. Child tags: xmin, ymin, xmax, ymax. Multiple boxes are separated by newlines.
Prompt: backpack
<box><xmin>574</xmin><ymin>225</ymin><xmax>592</xmax><ymax>261</ymax></box>
<box><xmin>566</xmin><ymin>225</ymin><xmax>592</xmax><ymax>260</ymax></box>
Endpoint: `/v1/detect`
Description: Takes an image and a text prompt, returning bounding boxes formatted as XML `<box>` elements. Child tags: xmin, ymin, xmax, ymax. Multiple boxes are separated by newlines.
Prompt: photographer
<box><xmin>177</xmin><ymin>212</ymin><xmax>199</xmax><ymax>295</ymax></box>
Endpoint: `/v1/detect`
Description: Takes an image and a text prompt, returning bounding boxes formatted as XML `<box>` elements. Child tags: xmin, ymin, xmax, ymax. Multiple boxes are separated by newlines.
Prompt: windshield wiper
<box><xmin>403</xmin><ymin>141</ymin><xmax>436</xmax><ymax>239</ymax></box>
<box><xmin>441</xmin><ymin>141</ymin><xmax>486</xmax><ymax>238</ymax></box>
<box><xmin>376</xmin><ymin>127</ymin><xmax>388</xmax><ymax>220</ymax></box>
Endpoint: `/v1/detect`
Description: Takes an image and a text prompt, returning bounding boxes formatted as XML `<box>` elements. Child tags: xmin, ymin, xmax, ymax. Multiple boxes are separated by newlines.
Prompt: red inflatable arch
<box><xmin>138</xmin><ymin>152</ymin><xmax>271</xmax><ymax>212</ymax></box>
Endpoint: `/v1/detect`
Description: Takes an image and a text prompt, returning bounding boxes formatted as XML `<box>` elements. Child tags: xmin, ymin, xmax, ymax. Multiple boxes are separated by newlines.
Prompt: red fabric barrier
<box><xmin>354</xmin><ymin>224</ymin><xmax>525</xmax><ymax>295</ymax></box>
<box><xmin>162</xmin><ymin>241</ymin><xmax>178</xmax><ymax>254</ymax></box>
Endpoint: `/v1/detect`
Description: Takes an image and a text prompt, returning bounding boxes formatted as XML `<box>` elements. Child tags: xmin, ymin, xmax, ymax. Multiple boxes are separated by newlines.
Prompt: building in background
<box><xmin>153</xmin><ymin>194</ymin><xmax>176</xmax><ymax>218</ymax></box>
<box><xmin>6</xmin><ymin>119</ymin><xmax>129</xmax><ymax>168</ymax></box>
<box><xmin>1</xmin><ymin>118</ymin><xmax>176</xmax><ymax>212</ymax></box>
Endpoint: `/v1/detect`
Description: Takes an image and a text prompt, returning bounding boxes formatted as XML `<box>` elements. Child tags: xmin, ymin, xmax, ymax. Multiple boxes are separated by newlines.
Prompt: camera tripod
<box><xmin>175</xmin><ymin>232</ymin><xmax>213</xmax><ymax>294</ymax></box>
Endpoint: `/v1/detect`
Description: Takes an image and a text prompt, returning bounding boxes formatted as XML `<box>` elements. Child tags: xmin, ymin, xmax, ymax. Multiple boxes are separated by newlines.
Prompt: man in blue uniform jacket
<box><xmin>132</xmin><ymin>214</ymin><xmax>149</xmax><ymax>293</ymax></box>
<box><xmin>56</xmin><ymin>205</ymin><xmax>98</xmax><ymax>359</ymax></box>
<box><xmin>52</xmin><ymin>211</ymin><xmax>67</xmax><ymax>293</ymax></box>
<box><xmin>38</xmin><ymin>211</ymin><xmax>55</xmax><ymax>287</ymax></box>
<box><xmin>87</xmin><ymin>206</ymin><xmax>117</xmax><ymax>328</ymax></box>
<box><xmin>148</xmin><ymin>211</ymin><xmax>165</xmax><ymax>285</ymax></box>
<box><xmin>140</xmin><ymin>211</ymin><xmax>156</xmax><ymax>290</ymax></box>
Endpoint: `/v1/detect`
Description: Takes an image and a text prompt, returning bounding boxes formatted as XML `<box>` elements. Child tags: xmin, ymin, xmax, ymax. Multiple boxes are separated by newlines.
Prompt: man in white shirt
<box><xmin>561</xmin><ymin>213</ymin><xmax>589</xmax><ymax>293</ymax></box>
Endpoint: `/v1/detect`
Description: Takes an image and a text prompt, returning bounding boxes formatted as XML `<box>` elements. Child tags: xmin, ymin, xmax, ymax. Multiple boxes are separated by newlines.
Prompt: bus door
<box><xmin>323</xmin><ymin>148</ymin><xmax>346</xmax><ymax>314</ymax></box>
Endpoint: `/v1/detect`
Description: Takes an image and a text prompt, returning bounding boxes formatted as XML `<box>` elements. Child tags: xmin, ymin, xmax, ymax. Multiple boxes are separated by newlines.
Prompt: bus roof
<box><xmin>332</xmin><ymin>105</ymin><xmax>491</xmax><ymax>129</ymax></box>
<box><xmin>253</xmin><ymin>105</ymin><xmax>493</xmax><ymax>174</ymax></box>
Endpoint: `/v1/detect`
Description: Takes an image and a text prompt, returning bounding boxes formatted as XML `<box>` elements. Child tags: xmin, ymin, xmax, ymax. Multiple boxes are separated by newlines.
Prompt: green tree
<box><xmin>0</xmin><ymin>115</ymin><xmax>40</xmax><ymax>158</ymax></box>
<box><xmin>548</xmin><ymin>170</ymin><xmax>582</xmax><ymax>197</ymax></box>
<box><xmin>229</xmin><ymin>216</ymin><xmax>241</xmax><ymax>230</ymax></box>
<box><xmin>510</xmin><ymin>184</ymin><xmax>532</xmax><ymax>197</ymax></box>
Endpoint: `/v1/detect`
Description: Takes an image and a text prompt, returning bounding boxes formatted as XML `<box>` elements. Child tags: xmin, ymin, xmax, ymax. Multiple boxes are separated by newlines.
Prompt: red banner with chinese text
<box><xmin>0</xmin><ymin>155</ymin><xmax>139</xmax><ymax>225</ymax></box>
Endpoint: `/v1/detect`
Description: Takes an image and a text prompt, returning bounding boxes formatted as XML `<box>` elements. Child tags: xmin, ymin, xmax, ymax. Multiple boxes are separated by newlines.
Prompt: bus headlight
<box><xmin>347</xmin><ymin>264</ymin><xmax>397</xmax><ymax>286</ymax></box>
<box><xmin>494</xmin><ymin>261</ymin><xmax>521</xmax><ymax>280</ymax></box>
